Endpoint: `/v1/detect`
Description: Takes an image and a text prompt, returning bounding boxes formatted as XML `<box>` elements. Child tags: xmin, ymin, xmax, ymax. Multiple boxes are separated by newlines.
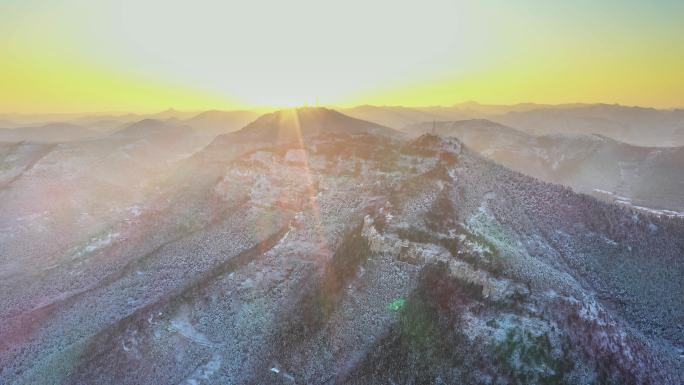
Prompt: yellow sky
<box><xmin>1</xmin><ymin>0</ymin><xmax>683</xmax><ymax>113</ymax></box>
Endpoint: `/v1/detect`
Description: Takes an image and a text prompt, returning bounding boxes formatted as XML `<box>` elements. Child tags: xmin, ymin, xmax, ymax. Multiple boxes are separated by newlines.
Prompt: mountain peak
<box><xmin>234</xmin><ymin>107</ymin><xmax>400</xmax><ymax>143</ymax></box>
<box><xmin>407</xmin><ymin>133</ymin><xmax>462</xmax><ymax>156</ymax></box>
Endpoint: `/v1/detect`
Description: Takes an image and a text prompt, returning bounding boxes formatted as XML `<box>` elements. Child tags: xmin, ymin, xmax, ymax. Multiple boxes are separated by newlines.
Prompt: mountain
<box><xmin>405</xmin><ymin>119</ymin><xmax>684</xmax><ymax>213</ymax></box>
<box><xmin>0</xmin><ymin>119</ymin><xmax>17</xmax><ymax>128</ymax></box>
<box><xmin>204</xmin><ymin>107</ymin><xmax>401</xmax><ymax>157</ymax></box>
<box><xmin>0</xmin><ymin>113</ymin><xmax>93</xmax><ymax>127</ymax></box>
<box><xmin>110</xmin><ymin>119</ymin><xmax>191</xmax><ymax>138</ymax></box>
<box><xmin>0</xmin><ymin>111</ymin><xmax>682</xmax><ymax>384</ymax></box>
<box><xmin>344</xmin><ymin>103</ymin><xmax>684</xmax><ymax>147</ymax></box>
<box><xmin>340</xmin><ymin>102</ymin><xmax>543</xmax><ymax>128</ymax></box>
<box><xmin>237</xmin><ymin>107</ymin><xmax>401</xmax><ymax>140</ymax></box>
<box><xmin>404</xmin><ymin>118</ymin><xmax>530</xmax><ymax>144</ymax></box>
<box><xmin>417</xmin><ymin>101</ymin><xmax>565</xmax><ymax>120</ymax></box>
<box><xmin>147</xmin><ymin>108</ymin><xmax>198</xmax><ymax>121</ymax></box>
<box><xmin>0</xmin><ymin>123</ymin><xmax>98</xmax><ymax>142</ymax></box>
<box><xmin>492</xmin><ymin>104</ymin><xmax>684</xmax><ymax>147</ymax></box>
<box><xmin>183</xmin><ymin>110</ymin><xmax>261</xmax><ymax>134</ymax></box>
<box><xmin>0</xmin><ymin>110</ymin><xmax>202</xmax><ymax>135</ymax></box>
<box><xmin>342</xmin><ymin>103</ymin><xmax>589</xmax><ymax>130</ymax></box>
<box><xmin>0</xmin><ymin>118</ymin><xmax>216</xmax><ymax>305</ymax></box>
<box><xmin>342</xmin><ymin>105</ymin><xmax>448</xmax><ymax>129</ymax></box>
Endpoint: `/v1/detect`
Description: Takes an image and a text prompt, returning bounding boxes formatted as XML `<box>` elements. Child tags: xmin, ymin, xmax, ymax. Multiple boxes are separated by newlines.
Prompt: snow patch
<box><xmin>71</xmin><ymin>231</ymin><xmax>119</xmax><ymax>259</ymax></box>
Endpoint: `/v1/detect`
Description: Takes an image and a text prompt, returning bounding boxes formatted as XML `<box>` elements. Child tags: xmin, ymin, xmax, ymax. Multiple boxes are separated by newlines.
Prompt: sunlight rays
<box><xmin>280</xmin><ymin>109</ymin><xmax>332</xmax><ymax>259</ymax></box>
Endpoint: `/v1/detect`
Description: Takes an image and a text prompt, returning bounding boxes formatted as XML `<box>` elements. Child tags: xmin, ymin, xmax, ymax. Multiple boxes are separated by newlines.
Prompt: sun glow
<box><xmin>1</xmin><ymin>0</ymin><xmax>683</xmax><ymax>113</ymax></box>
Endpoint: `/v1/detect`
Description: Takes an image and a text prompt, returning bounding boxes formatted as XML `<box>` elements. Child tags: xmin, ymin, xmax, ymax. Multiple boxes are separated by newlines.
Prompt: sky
<box><xmin>1</xmin><ymin>0</ymin><xmax>683</xmax><ymax>113</ymax></box>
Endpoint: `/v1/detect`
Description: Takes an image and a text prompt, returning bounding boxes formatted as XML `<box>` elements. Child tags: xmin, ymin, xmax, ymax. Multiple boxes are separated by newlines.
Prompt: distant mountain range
<box><xmin>404</xmin><ymin>119</ymin><xmax>684</xmax><ymax>213</ymax></box>
<box><xmin>3</xmin><ymin>102</ymin><xmax>683</xmax><ymax>146</ymax></box>
<box><xmin>343</xmin><ymin>103</ymin><xmax>684</xmax><ymax>147</ymax></box>
<box><xmin>2</xmin><ymin>104</ymin><xmax>682</xmax><ymax>213</ymax></box>
<box><xmin>495</xmin><ymin>105</ymin><xmax>684</xmax><ymax>147</ymax></box>
<box><xmin>0</xmin><ymin>123</ymin><xmax>99</xmax><ymax>142</ymax></box>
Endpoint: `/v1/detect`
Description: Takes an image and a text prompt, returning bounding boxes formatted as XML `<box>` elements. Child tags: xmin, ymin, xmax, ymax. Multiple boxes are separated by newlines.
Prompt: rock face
<box><xmin>0</xmin><ymin>109</ymin><xmax>682</xmax><ymax>385</ymax></box>
<box><xmin>362</xmin><ymin>214</ymin><xmax>528</xmax><ymax>303</ymax></box>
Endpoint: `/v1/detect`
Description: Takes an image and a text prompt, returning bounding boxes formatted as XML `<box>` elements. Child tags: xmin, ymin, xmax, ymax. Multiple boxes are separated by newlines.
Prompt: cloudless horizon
<box><xmin>1</xmin><ymin>0</ymin><xmax>683</xmax><ymax>113</ymax></box>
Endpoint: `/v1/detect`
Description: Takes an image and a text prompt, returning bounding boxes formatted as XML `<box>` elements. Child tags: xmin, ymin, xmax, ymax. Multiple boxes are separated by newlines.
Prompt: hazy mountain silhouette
<box><xmin>493</xmin><ymin>104</ymin><xmax>684</xmax><ymax>146</ymax></box>
<box><xmin>344</xmin><ymin>103</ymin><xmax>684</xmax><ymax>147</ymax></box>
<box><xmin>342</xmin><ymin>105</ymin><xmax>448</xmax><ymax>128</ymax></box>
<box><xmin>0</xmin><ymin>122</ymin><xmax>98</xmax><ymax>142</ymax></box>
<box><xmin>183</xmin><ymin>109</ymin><xmax>261</xmax><ymax>134</ymax></box>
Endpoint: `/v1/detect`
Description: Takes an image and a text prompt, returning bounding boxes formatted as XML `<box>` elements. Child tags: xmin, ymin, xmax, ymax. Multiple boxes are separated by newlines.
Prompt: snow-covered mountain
<box><xmin>0</xmin><ymin>109</ymin><xmax>682</xmax><ymax>384</ymax></box>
